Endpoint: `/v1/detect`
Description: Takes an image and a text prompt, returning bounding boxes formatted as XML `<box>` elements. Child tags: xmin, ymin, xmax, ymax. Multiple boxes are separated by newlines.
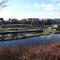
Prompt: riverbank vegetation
<box><xmin>0</xmin><ymin>18</ymin><xmax>60</xmax><ymax>40</ymax></box>
<box><xmin>0</xmin><ymin>41</ymin><xmax>60</xmax><ymax>60</ymax></box>
<box><xmin>0</xmin><ymin>27</ymin><xmax>59</xmax><ymax>40</ymax></box>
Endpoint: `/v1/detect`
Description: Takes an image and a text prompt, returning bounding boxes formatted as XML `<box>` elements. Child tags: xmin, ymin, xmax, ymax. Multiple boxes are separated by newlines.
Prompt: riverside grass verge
<box><xmin>0</xmin><ymin>41</ymin><xmax>60</xmax><ymax>60</ymax></box>
<box><xmin>0</xmin><ymin>28</ymin><xmax>59</xmax><ymax>41</ymax></box>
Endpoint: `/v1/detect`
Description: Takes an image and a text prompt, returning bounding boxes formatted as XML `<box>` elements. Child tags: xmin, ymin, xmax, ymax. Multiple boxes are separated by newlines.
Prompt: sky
<box><xmin>0</xmin><ymin>0</ymin><xmax>60</xmax><ymax>20</ymax></box>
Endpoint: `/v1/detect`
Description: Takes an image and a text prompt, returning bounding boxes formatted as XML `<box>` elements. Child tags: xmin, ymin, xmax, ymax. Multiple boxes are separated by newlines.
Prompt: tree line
<box><xmin>0</xmin><ymin>18</ymin><xmax>60</xmax><ymax>25</ymax></box>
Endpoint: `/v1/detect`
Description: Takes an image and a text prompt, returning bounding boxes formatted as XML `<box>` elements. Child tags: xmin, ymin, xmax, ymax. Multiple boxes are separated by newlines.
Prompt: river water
<box><xmin>0</xmin><ymin>34</ymin><xmax>60</xmax><ymax>47</ymax></box>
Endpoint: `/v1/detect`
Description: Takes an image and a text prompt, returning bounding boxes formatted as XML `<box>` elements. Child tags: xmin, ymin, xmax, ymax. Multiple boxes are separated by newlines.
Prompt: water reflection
<box><xmin>0</xmin><ymin>34</ymin><xmax>60</xmax><ymax>47</ymax></box>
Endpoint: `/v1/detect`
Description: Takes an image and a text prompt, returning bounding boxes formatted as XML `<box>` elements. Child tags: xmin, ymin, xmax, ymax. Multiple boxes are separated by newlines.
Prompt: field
<box><xmin>0</xmin><ymin>41</ymin><xmax>60</xmax><ymax>60</ymax></box>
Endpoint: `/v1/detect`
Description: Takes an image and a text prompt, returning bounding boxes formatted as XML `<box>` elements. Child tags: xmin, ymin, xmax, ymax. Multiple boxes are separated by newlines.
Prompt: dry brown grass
<box><xmin>0</xmin><ymin>41</ymin><xmax>60</xmax><ymax>60</ymax></box>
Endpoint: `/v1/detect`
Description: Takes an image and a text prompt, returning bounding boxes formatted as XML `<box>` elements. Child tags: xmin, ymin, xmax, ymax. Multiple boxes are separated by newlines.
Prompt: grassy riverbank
<box><xmin>0</xmin><ymin>41</ymin><xmax>60</xmax><ymax>60</ymax></box>
<box><xmin>0</xmin><ymin>28</ymin><xmax>60</xmax><ymax>40</ymax></box>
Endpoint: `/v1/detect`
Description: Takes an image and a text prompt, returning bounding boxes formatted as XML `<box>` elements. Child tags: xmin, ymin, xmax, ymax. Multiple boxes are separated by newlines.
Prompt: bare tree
<box><xmin>0</xmin><ymin>0</ymin><xmax>9</xmax><ymax>8</ymax></box>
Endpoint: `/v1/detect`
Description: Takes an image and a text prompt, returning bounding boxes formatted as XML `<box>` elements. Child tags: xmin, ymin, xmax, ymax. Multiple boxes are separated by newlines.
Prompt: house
<box><xmin>52</xmin><ymin>24</ymin><xmax>58</xmax><ymax>28</ymax></box>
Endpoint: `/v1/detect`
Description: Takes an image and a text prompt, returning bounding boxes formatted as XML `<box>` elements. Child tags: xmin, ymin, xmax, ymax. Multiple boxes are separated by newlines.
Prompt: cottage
<box><xmin>52</xmin><ymin>24</ymin><xmax>58</xmax><ymax>28</ymax></box>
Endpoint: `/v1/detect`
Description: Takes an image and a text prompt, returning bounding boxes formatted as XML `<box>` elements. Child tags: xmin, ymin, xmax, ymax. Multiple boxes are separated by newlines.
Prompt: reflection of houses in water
<box><xmin>0</xmin><ymin>34</ymin><xmax>12</xmax><ymax>40</ymax></box>
<box><xmin>0</xmin><ymin>33</ymin><xmax>34</xmax><ymax>40</ymax></box>
<box><xmin>0</xmin><ymin>34</ymin><xmax>17</xmax><ymax>40</ymax></box>
<box><xmin>0</xmin><ymin>35</ymin><xmax>5</xmax><ymax>40</ymax></box>
<box><xmin>0</xmin><ymin>29</ymin><xmax>43</xmax><ymax>40</ymax></box>
<box><xmin>5</xmin><ymin>34</ymin><xmax>20</xmax><ymax>40</ymax></box>
<box><xmin>5</xmin><ymin>34</ymin><xmax>13</xmax><ymax>40</ymax></box>
<box><xmin>0</xmin><ymin>33</ymin><xmax>27</xmax><ymax>40</ymax></box>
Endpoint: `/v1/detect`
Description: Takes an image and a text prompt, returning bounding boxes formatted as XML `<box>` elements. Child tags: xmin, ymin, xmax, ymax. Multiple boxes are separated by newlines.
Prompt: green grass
<box><xmin>0</xmin><ymin>28</ymin><xmax>60</xmax><ymax>39</ymax></box>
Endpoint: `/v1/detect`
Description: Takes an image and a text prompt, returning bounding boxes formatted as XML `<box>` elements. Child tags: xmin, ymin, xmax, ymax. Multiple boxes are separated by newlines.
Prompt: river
<box><xmin>0</xmin><ymin>34</ymin><xmax>60</xmax><ymax>47</ymax></box>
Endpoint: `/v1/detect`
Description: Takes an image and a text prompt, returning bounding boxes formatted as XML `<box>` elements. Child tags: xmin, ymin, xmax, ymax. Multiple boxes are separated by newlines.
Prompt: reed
<box><xmin>0</xmin><ymin>41</ymin><xmax>60</xmax><ymax>60</ymax></box>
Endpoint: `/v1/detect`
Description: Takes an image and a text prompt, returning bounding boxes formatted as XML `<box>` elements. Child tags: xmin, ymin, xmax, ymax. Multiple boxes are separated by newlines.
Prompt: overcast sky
<box><xmin>0</xmin><ymin>0</ymin><xmax>60</xmax><ymax>20</ymax></box>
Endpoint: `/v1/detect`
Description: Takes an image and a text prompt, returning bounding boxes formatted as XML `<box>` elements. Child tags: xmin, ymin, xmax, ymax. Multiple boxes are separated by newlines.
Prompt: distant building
<box><xmin>52</xmin><ymin>24</ymin><xmax>58</xmax><ymax>28</ymax></box>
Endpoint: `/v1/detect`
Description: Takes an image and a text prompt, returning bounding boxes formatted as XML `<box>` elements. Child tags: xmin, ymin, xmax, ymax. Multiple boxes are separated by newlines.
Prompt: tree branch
<box><xmin>0</xmin><ymin>0</ymin><xmax>8</xmax><ymax>7</ymax></box>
